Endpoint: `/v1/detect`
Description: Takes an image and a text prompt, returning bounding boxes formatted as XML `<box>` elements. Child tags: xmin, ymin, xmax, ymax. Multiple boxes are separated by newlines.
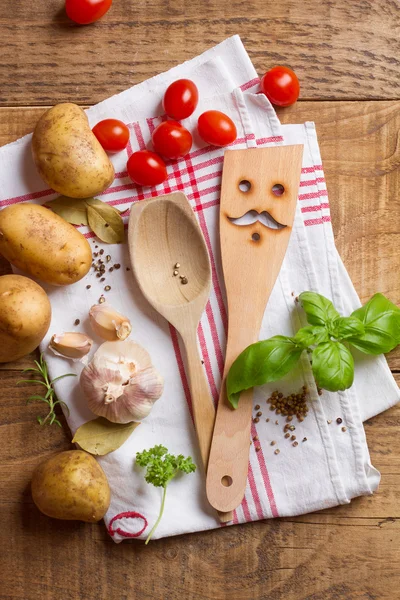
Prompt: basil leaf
<box><xmin>44</xmin><ymin>195</ymin><xmax>89</xmax><ymax>225</ymax></box>
<box><xmin>348</xmin><ymin>293</ymin><xmax>400</xmax><ymax>354</ymax></box>
<box><xmin>293</xmin><ymin>325</ymin><xmax>329</xmax><ymax>348</ymax></box>
<box><xmin>330</xmin><ymin>316</ymin><xmax>365</xmax><ymax>340</ymax></box>
<box><xmin>226</xmin><ymin>336</ymin><xmax>303</xmax><ymax>408</ymax></box>
<box><xmin>312</xmin><ymin>341</ymin><xmax>354</xmax><ymax>392</ymax></box>
<box><xmin>299</xmin><ymin>292</ymin><xmax>340</xmax><ymax>327</ymax></box>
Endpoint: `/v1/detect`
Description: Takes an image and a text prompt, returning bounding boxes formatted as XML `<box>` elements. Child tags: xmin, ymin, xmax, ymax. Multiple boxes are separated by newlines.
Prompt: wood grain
<box><xmin>207</xmin><ymin>146</ymin><xmax>303</xmax><ymax>513</ymax></box>
<box><xmin>0</xmin><ymin>0</ymin><xmax>399</xmax><ymax>106</ymax></box>
<box><xmin>1</xmin><ymin>97</ymin><xmax>400</xmax><ymax>600</ymax></box>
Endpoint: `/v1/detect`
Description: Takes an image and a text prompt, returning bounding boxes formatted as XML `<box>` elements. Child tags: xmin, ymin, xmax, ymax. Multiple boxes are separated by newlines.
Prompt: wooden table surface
<box><xmin>1</xmin><ymin>1</ymin><xmax>399</xmax><ymax>599</ymax></box>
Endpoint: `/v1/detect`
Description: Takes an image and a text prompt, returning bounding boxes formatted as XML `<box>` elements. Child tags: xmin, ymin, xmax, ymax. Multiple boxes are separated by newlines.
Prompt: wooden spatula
<box><xmin>206</xmin><ymin>145</ymin><xmax>304</xmax><ymax>514</ymax></box>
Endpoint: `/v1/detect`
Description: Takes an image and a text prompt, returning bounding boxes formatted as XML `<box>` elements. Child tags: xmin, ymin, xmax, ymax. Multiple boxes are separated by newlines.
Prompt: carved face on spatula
<box><xmin>221</xmin><ymin>148</ymin><xmax>299</xmax><ymax>244</ymax></box>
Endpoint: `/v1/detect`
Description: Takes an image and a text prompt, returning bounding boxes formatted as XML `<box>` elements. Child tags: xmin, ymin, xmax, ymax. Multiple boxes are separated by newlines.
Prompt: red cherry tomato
<box><xmin>261</xmin><ymin>66</ymin><xmax>300</xmax><ymax>107</ymax></box>
<box><xmin>197</xmin><ymin>111</ymin><xmax>237</xmax><ymax>147</ymax></box>
<box><xmin>127</xmin><ymin>151</ymin><xmax>168</xmax><ymax>187</ymax></box>
<box><xmin>152</xmin><ymin>121</ymin><xmax>192</xmax><ymax>159</ymax></box>
<box><xmin>163</xmin><ymin>79</ymin><xmax>199</xmax><ymax>120</ymax></box>
<box><xmin>65</xmin><ymin>0</ymin><xmax>112</xmax><ymax>25</ymax></box>
<box><xmin>92</xmin><ymin>119</ymin><xmax>130</xmax><ymax>152</ymax></box>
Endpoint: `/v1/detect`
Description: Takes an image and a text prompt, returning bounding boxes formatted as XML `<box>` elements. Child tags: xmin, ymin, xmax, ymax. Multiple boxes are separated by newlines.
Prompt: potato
<box><xmin>31</xmin><ymin>450</ymin><xmax>111</xmax><ymax>522</ymax></box>
<box><xmin>32</xmin><ymin>103</ymin><xmax>115</xmax><ymax>198</ymax></box>
<box><xmin>0</xmin><ymin>274</ymin><xmax>51</xmax><ymax>363</ymax></box>
<box><xmin>0</xmin><ymin>203</ymin><xmax>92</xmax><ymax>285</ymax></box>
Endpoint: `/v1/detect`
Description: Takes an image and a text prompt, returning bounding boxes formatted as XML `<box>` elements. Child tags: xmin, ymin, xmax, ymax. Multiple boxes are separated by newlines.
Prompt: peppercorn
<box><xmin>336</xmin><ymin>418</ymin><xmax>343</xmax><ymax>424</ymax></box>
<box><xmin>253</xmin><ymin>417</ymin><xmax>259</xmax><ymax>423</ymax></box>
<box><xmin>274</xmin><ymin>449</ymin><xmax>280</xmax><ymax>455</ymax></box>
<box><xmin>255</xmin><ymin>404</ymin><xmax>260</xmax><ymax>410</ymax></box>
<box><xmin>86</xmin><ymin>285</ymin><xmax>91</xmax><ymax>289</ymax></box>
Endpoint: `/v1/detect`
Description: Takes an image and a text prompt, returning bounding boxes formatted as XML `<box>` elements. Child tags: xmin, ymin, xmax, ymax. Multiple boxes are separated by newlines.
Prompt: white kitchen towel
<box><xmin>0</xmin><ymin>36</ymin><xmax>398</xmax><ymax>542</ymax></box>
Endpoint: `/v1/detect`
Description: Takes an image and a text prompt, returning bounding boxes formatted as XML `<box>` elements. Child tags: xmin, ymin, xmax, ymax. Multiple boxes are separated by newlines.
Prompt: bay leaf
<box><xmin>72</xmin><ymin>417</ymin><xmax>140</xmax><ymax>456</ymax></box>
<box><xmin>86</xmin><ymin>200</ymin><xmax>125</xmax><ymax>244</ymax></box>
<box><xmin>44</xmin><ymin>196</ymin><xmax>89</xmax><ymax>225</ymax></box>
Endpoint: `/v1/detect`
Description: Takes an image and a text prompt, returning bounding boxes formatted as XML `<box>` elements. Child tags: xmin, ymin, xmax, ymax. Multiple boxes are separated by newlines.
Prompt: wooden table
<box><xmin>1</xmin><ymin>1</ymin><xmax>399</xmax><ymax>598</ymax></box>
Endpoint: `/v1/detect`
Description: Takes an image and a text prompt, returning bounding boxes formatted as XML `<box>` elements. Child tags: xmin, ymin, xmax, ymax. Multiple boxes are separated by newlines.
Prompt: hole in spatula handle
<box><xmin>272</xmin><ymin>183</ymin><xmax>285</xmax><ymax>196</ymax></box>
<box><xmin>221</xmin><ymin>475</ymin><xmax>233</xmax><ymax>487</ymax></box>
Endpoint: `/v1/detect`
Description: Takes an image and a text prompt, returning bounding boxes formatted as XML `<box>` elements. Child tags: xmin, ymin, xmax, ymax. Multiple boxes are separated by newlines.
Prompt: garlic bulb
<box><xmin>89</xmin><ymin>303</ymin><xmax>132</xmax><ymax>342</ymax></box>
<box><xmin>80</xmin><ymin>340</ymin><xmax>164</xmax><ymax>423</ymax></box>
<box><xmin>49</xmin><ymin>332</ymin><xmax>93</xmax><ymax>359</ymax></box>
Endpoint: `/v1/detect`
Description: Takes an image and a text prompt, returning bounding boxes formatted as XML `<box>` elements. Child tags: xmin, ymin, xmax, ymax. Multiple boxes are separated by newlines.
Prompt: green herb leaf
<box><xmin>72</xmin><ymin>417</ymin><xmax>140</xmax><ymax>456</ymax></box>
<box><xmin>44</xmin><ymin>196</ymin><xmax>89</xmax><ymax>225</ymax></box>
<box><xmin>299</xmin><ymin>291</ymin><xmax>340</xmax><ymax>327</ymax></box>
<box><xmin>330</xmin><ymin>316</ymin><xmax>365</xmax><ymax>340</ymax></box>
<box><xmin>86</xmin><ymin>199</ymin><xmax>125</xmax><ymax>244</ymax></box>
<box><xmin>293</xmin><ymin>325</ymin><xmax>329</xmax><ymax>348</ymax></box>
<box><xmin>18</xmin><ymin>354</ymin><xmax>75</xmax><ymax>427</ymax></box>
<box><xmin>312</xmin><ymin>341</ymin><xmax>354</xmax><ymax>392</ymax></box>
<box><xmin>226</xmin><ymin>336</ymin><xmax>303</xmax><ymax>408</ymax></box>
<box><xmin>136</xmin><ymin>445</ymin><xmax>196</xmax><ymax>543</ymax></box>
<box><xmin>347</xmin><ymin>293</ymin><xmax>400</xmax><ymax>355</ymax></box>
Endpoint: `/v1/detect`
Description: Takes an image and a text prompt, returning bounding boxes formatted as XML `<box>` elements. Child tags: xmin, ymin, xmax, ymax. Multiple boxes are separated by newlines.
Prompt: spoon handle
<box><xmin>183</xmin><ymin>331</ymin><xmax>234</xmax><ymax>523</ymax></box>
<box><xmin>183</xmin><ymin>330</ymin><xmax>217</xmax><ymax>469</ymax></box>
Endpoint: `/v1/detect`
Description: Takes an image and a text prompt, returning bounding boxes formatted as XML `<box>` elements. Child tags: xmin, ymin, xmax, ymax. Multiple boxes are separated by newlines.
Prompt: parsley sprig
<box><xmin>17</xmin><ymin>354</ymin><xmax>75</xmax><ymax>427</ymax></box>
<box><xmin>136</xmin><ymin>445</ymin><xmax>196</xmax><ymax>544</ymax></box>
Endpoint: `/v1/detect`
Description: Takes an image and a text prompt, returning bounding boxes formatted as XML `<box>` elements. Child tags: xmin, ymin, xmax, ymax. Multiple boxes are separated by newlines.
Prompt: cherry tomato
<box><xmin>197</xmin><ymin>111</ymin><xmax>237</xmax><ymax>147</ymax></box>
<box><xmin>163</xmin><ymin>79</ymin><xmax>199</xmax><ymax>120</ymax></box>
<box><xmin>65</xmin><ymin>0</ymin><xmax>112</xmax><ymax>25</ymax></box>
<box><xmin>152</xmin><ymin>121</ymin><xmax>192</xmax><ymax>159</ymax></box>
<box><xmin>127</xmin><ymin>151</ymin><xmax>168</xmax><ymax>187</ymax></box>
<box><xmin>260</xmin><ymin>66</ymin><xmax>300</xmax><ymax>107</ymax></box>
<box><xmin>92</xmin><ymin>119</ymin><xmax>130</xmax><ymax>152</ymax></box>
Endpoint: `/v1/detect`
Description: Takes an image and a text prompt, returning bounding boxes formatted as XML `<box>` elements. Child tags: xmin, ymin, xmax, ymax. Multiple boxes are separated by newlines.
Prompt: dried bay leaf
<box><xmin>72</xmin><ymin>417</ymin><xmax>140</xmax><ymax>456</ymax></box>
<box><xmin>86</xmin><ymin>201</ymin><xmax>125</xmax><ymax>244</ymax></box>
<box><xmin>44</xmin><ymin>195</ymin><xmax>89</xmax><ymax>225</ymax></box>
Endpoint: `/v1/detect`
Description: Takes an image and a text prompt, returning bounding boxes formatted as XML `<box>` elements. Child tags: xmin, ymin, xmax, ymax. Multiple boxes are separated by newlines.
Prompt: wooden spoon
<box><xmin>206</xmin><ymin>145</ymin><xmax>304</xmax><ymax>514</ymax></box>
<box><xmin>128</xmin><ymin>192</ymin><xmax>216</xmax><ymax>472</ymax></box>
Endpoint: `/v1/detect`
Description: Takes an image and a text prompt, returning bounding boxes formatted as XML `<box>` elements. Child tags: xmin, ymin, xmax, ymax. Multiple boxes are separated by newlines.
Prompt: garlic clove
<box><xmin>80</xmin><ymin>340</ymin><xmax>164</xmax><ymax>424</ymax></box>
<box><xmin>89</xmin><ymin>303</ymin><xmax>132</xmax><ymax>342</ymax></box>
<box><xmin>49</xmin><ymin>332</ymin><xmax>93</xmax><ymax>359</ymax></box>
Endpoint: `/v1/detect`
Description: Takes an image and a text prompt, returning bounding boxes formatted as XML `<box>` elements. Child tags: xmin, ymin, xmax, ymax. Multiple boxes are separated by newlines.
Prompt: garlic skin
<box><xmin>49</xmin><ymin>332</ymin><xmax>93</xmax><ymax>359</ymax></box>
<box><xmin>89</xmin><ymin>303</ymin><xmax>132</xmax><ymax>342</ymax></box>
<box><xmin>80</xmin><ymin>340</ymin><xmax>164</xmax><ymax>423</ymax></box>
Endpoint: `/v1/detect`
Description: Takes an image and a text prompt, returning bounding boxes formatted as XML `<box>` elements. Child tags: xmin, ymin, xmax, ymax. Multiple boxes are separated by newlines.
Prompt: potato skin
<box><xmin>0</xmin><ymin>203</ymin><xmax>92</xmax><ymax>285</ymax></box>
<box><xmin>0</xmin><ymin>274</ymin><xmax>51</xmax><ymax>363</ymax></box>
<box><xmin>31</xmin><ymin>450</ymin><xmax>111</xmax><ymax>522</ymax></box>
<box><xmin>32</xmin><ymin>103</ymin><xmax>115</xmax><ymax>198</ymax></box>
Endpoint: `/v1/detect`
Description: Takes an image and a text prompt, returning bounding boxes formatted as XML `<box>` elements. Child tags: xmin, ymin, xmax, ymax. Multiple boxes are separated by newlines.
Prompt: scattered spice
<box><xmin>181</xmin><ymin>276</ymin><xmax>188</xmax><ymax>285</ymax></box>
<box><xmin>291</xmin><ymin>435</ymin><xmax>296</xmax><ymax>441</ymax></box>
<box><xmin>292</xmin><ymin>441</ymin><xmax>299</xmax><ymax>447</ymax></box>
<box><xmin>327</xmin><ymin>419</ymin><xmax>332</xmax><ymax>424</ymax></box>
<box><xmin>104</xmin><ymin>285</ymin><xmax>111</xmax><ymax>292</ymax></box>
<box><xmin>106</xmin><ymin>255</ymin><xmax>111</xmax><ymax>262</ymax></box>
<box><xmin>109</xmin><ymin>267</ymin><xmax>114</xmax><ymax>272</ymax></box>
<box><xmin>302</xmin><ymin>437</ymin><xmax>307</xmax><ymax>442</ymax></box>
<box><xmin>105</xmin><ymin>223</ymin><xmax>109</xmax><ymax>228</ymax></box>
<box><xmin>174</xmin><ymin>263</ymin><xmax>180</xmax><ymax>269</ymax></box>
<box><xmin>253</xmin><ymin>417</ymin><xmax>259</xmax><ymax>423</ymax></box>
<box><xmin>265</xmin><ymin>418</ymin><xmax>270</xmax><ymax>423</ymax></box>
<box><xmin>99</xmin><ymin>249</ymin><xmax>104</xmax><ymax>255</ymax></box>
<box><xmin>266</xmin><ymin>387</ymin><xmax>309</xmax><ymax>422</ymax></box>
<box><xmin>99</xmin><ymin>296</ymin><xmax>105</xmax><ymax>304</ymax></box>
<box><xmin>86</xmin><ymin>285</ymin><xmax>91</xmax><ymax>289</ymax></box>
<box><xmin>173</xmin><ymin>270</ymin><xmax>179</xmax><ymax>276</ymax></box>
<box><xmin>256</xmin><ymin>411</ymin><xmax>262</xmax><ymax>417</ymax></box>
<box><xmin>341</xmin><ymin>426</ymin><xmax>347</xmax><ymax>432</ymax></box>
<box><xmin>317</xmin><ymin>388</ymin><xmax>323</xmax><ymax>396</ymax></box>
<box><xmin>114</xmin><ymin>264</ymin><xmax>121</xmax><ymax>270</ymax></box>
<box><xmin>253</xmin><ymin>436</ymin><xmax>259</xmax><ymax>442</ymax></box>
<box><xmin>274</xmin><ymin>449</ymin><xmax>280</xmax><ymax>455</ymax></box>
<box><xmin>336</xmin><ymin>418</ymin><xmax>343</xmax><ymax>425</ymax></box>
<box><xmin>255</xmin><ymin>404</ymin><xmax>260</xmax><ymax>410</ymax></box>
<box><xmin>289</xmin><ymin>425</ymin><xmax>296</xmax><ymax>431</ymax></box>
<box><xmin>275</xmin><ymin>420</ymin><xmax>279</xmax><ymax>425</ymax></box>
<box><xmin>286</xmin><ymin>416</ymin><xmax>293</xmax><ymax>422</ymax></box>
<box><xmin>295</xmin><ymin>296</ymin><xmax>299</xmax><ymax>303</ymax></box>
<box><xmin>284</xmin><ymin>433</ymin><xmax>290</xmax><ymax>439</ymax></box>
<box><xmin>256</xmin><ymin>446</ymin><xmax>261</xmax><ymax>453</ymax></box>
<box><xmin>74</xmin><ymin>319</ymin><xmax>80</xmax><ymax>326</ymax></box>
<box><xmin>96</xmin><ymin>273</ymin><xmax>101</xmax><ymax>278</ymax></box>
<box><xmin>270</xmin><ymin>441</ymin><xmax>276</xmax><ymax>446</ymax></box>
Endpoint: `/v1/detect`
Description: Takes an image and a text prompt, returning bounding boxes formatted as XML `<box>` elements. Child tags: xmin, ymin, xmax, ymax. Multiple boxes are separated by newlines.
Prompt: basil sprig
<box><xmin>226</xmin><ymin>292</ymin><xmax>400</xmax><ymax>407</ymax></box>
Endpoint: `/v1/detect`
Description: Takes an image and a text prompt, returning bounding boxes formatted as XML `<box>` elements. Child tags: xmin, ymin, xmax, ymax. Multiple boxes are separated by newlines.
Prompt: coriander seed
<box><xmin>253</xmin><ymin>417</ymin><xmax>259</xmax><ymax>423</ymax></box>
<box><xmin>336</xmin><ymin>418</ymin><xmax>343</xmax><ymax>424</ymax></box>
<box><xmin>255</xmin><ymin>404</ymin><xmax>260</xmax><ymax>410</ymax></box>
<box><xmin>256</xmin><ymin>411</ymin><xmax>262</xmax><ymax>417</ymax></box>
<box><xmin>106</xmin><ymin>255</ymin><xmax>111</xmax><ymax>262</ymax></box>
<box><xmin>270</xmin><ymin>441</ymin><xmax>276</xmax><ymax>446</ymax></box>
<box><xmin>86</xmin><ymin>285</ymin><xmax>91</xmax><ymax>290</ymax></box>
<box><xmin>291</xmin><ymin>435</ymin><xmax>296</xmax><ymax>441</ymax></box>
<box><xmin>342</xmin><ymin>426</ymin><xmax>347</xmax><ymax>432</ymax></box>
<box><xmin>74</xmin><ymin>319</ymin><xmax>80</xmax><ymax>326</ymax></box>
<box><xmin>181</xmin><ymin>277</ymin><xmax>188</xmax><ymax>285</ymax></box>
<box><xmin>302</xmin><ymin>437</ymin><xmax>307</xmax><ymax>442</ymax></box>
<box><xmin>284</xmin><ymin>433</ymin><xmax>290</xmax><ymax>439</ymax></box>
<box><xmin>274</xmin><ymin>449</ymin><xmax>280</xmax><ymax>455</ymax></box>
<box><xmin>99</xmin><ymin>296</ymin><xmax>105</xmax><ymax>304</ymax></box>
<box><xmin>292</xmin><ymin>441</ymin><xmax>298</xmax><ymax>447</ymax></box>
<box><xmin>105</xmin><ymin>285</ymin><xmax>111</xmax><ymax>292</ymax></box>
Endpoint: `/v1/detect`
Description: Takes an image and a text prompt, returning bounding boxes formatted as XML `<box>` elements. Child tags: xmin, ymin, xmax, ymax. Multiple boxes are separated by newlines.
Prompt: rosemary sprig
<box><xmin>17</xmin><ymin>354</ymin><xmax>75</xmax><ymax>427</ymax></box>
